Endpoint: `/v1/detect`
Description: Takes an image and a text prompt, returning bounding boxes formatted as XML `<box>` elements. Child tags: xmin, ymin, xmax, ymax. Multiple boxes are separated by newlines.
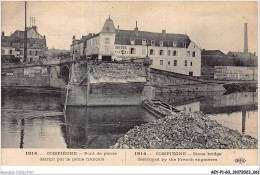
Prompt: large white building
<box><xmin>71</xmin><ymin>17</ymin><xmax>201</xmax><ymax>76</ymax></box>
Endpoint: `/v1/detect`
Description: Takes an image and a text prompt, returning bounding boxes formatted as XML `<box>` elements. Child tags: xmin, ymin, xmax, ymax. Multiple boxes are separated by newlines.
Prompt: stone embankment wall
<box><xmin>149</xmin><ymin>68</ymin><xmax>204</xmax><ymax>86</ymax></box>
<box><xmin>2</xmin><ymin>65</ymin><xmax>67</xmax><ymax>88</ymax></box>
<box><xmin>1</xmin><ymin>66</ymin><xmax>50</xmax><ymax>87</ymax></box>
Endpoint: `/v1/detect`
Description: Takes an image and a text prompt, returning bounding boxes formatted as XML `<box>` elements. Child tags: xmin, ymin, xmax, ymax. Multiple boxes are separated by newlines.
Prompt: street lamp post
<box><xmin>146</xmin><ymin>40</ymin><xmax>149</xmax><ymax>58</ymax></box>
<box><xmin>121</xmin><ymin>50</ymin><xmax>125</xmax><ymax>61</ymax></box>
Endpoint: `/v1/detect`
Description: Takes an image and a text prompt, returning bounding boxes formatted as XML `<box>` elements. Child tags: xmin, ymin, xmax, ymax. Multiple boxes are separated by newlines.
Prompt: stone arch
<box><xmin>60</xmin><ymin>65</ymin><xmax>70</xmax><ymax>84</ymax></box>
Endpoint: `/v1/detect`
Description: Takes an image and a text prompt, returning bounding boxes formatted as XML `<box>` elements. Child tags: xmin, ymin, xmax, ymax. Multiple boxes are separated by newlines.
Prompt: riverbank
<box><xmin>111</xmin><ymin>112</ymin><xmax>258</xmax><ymax>149</ymax></box>
<box><xmin>2</xmin><ymin>86</ymin><xmax>66</xmax><ymax>94</ymax></box>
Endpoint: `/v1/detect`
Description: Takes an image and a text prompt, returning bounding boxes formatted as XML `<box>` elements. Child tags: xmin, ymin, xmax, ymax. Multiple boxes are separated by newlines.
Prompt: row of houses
<box><xmin>70</xmin><ymin>17</ymin><xmax>201</xmax><ymax>76</ymax></box>
<box><xmin>1</xmin><ymin>25</ymin><xmax>47</xmax><ymax>63</ymax></box>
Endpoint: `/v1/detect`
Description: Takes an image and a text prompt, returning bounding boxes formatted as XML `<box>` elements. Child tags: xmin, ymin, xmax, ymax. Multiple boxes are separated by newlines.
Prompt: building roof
<box><xmin>1</xmin><ymin>36</ymin><xmax>46</xmax><ymax>49</ymax></box>
<box><xmin>202</xmin><ymin>50</ymin><xmax>225</xmax><ymax>56</ymax></box>
<box><xmin>10</xmin><ymin>27</ymin><xmax>43</xmax><ymax>39</ymax></box>
<box><xmin>101</xmin><ymin>17</ymin><xmax>116</xmax><ymax>33</ymax></box>
<box><xmin>115</xmin><ymin>30</ymin><xmax>191</xmax><ymax>47</ymax></box>
<box><xmin>71</xmin><ymin>33</ymin><xmax>100</xmax><ymax>46</ymax></box>
<box><xmin>10</xmin><ymin>30</ymin><xmax>25</xmax><ymax>38</ymax></box>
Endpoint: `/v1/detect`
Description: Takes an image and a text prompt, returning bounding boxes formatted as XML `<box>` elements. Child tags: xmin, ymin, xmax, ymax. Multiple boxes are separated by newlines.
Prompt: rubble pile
<box><xmin>111</xmin><ymin>112</ymin><xmax>258</xmax><ymax>149</ymax></box>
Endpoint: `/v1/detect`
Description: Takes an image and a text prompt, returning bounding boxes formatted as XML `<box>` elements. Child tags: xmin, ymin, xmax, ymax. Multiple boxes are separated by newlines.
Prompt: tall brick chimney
<box><xmin>244</xmin><ymin>23</ymin><xmax>248</xmax><ymax>53</ymax></box>
<box><xmin>134</xmin><ymin>21</ymin><xmax>138</xmax><ymax>36</ymax></box>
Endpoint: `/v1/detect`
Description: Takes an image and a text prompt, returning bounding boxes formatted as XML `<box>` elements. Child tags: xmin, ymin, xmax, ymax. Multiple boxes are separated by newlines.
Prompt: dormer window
<box><xmin>160</xmin><ymin>41</ymin><xmax>163</xmax><ymax>47</ymax></box>
<box><xmin>151</xmin><ymin>40</ymin><xmax>155</xmax><ymax>46</ymax></box>
<box><xmin>130</xmin><ymin>38</ymin><xmax>135</xmax><ymax>45</ymax></box>
<box><xmin>142</xmin><ymin>39</ymin><xmax>146</xmax><ymax>46</ymax></box>
<box><xmin>173</xmin><ymin>41</ymin><xmax>177</xmax><ymax>47</ymax></box>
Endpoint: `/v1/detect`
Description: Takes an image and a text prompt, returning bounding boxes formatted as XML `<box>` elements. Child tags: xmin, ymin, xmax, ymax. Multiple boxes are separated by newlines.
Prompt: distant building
<box><xmin>227</xmin><ymin>51</ymin><xmax>257</xmax><ymax>59</ymax></box>
<box><xmin>1</xmin><ymin>25</ymin><xmax>47</xmax><ymax>63</ymax></box>
<box><xmin>202</xmin><ymin>50</ymin><xmax>226</xmax><ymax>57</ymax></box>
<box><xmin>70</xmin><ymin>17</ymin><xmax>201</xmax><ymax>76</ymax></box>
<box><xmin>214</xmin><ymin>66</ymin><xmax>258</xmax><ymax>81</ymax></box>
<box><xmin>46</xmin><ymin>48</ymin><xmax>70</xmax><ymax>59</ymax></box>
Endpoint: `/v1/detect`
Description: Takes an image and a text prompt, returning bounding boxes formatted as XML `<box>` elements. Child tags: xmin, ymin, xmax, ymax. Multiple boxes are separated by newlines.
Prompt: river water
<box><xmin>1</xmin><ymin>89</ymin><xmax>258</xmax><ymax>148</ymax></box>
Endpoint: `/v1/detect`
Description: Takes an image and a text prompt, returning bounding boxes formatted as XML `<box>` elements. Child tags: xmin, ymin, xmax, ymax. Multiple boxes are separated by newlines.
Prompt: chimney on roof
<box><xmin>244</xmin><ymin>23</ymin><xmax>248</xmax><ymax>54</ymax></box>
<box><xmin>117</xmin><ymin>25</ymin><xmax>119</xmax><ymax>32</ymax></box>
<box><xmin>134</xmin><ymin>21</ymin><xmax>139</xmax><ymax>36</ymax></box>
<box><xmin>162</xmin><ymin>30</ymin><xmax>166</xmax><ymax>37</ymax></box>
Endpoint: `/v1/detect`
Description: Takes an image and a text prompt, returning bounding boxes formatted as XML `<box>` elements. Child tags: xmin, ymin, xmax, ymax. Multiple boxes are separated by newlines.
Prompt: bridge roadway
<box><xmin>1</xmin><ymin>57</ymin><xmax>73</xmax><ymax>70</ymax></box>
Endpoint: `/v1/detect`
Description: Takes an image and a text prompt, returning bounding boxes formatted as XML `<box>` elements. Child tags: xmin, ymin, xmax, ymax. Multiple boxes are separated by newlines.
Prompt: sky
<box><xmin>1</xmin><ymin>1</ymin><xmax>258</xmax><ymax>54</ymax></box>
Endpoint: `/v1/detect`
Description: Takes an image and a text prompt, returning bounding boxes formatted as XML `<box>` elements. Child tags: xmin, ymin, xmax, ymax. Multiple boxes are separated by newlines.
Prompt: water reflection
<box><xmin>1</xmin><ymin>89</ymin><xmax>155</xmax><ymax>148</ymax></box>
<box><xmin>62</xmin><ymin>106</ymin><xmax>156</xmax><ymax>148</ymax></box>
<box><xmin>1</xmin><ymin>88</ymin><xmax>258</xmax><ymax>148</ymax></box>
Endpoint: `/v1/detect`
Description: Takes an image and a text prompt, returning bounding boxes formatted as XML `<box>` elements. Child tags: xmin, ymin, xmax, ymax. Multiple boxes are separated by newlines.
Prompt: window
<box><xmin>184</xmin><ymin>43</ymin><xmax>189</xmax><ymax>48</ymax></box>
<box><xmin>177</xmin><ymin>42</ymin><xmax>183</xmax><ymax>48</ymax></box>
<box><xmin>105</xmin><ymin>38</ymin><xmax>110</xmax><ymax>45</ymax></box>
<box><xmin>167</xmin><ymin>50</ymin><xmax>171</xmax><ymax>56</ymax></box>
<box><xmin>142</xmin><ymin>39</ymin><xmax>146</xmax><ymax>46</ymax></box>
<box><xmin>168</xmin><ymin>61</ymin><xmax>170</xmax><ymax>65</ymax></box>
<box><xmin>189</xmin><ymin>107</ymin><xmax>191</xmax><ymax>112</ymax></box>
<box><xmin>189</xmin><ymin>72</ymin><xmax>193</xmax><ymax>76</ymax></box>
<box><xmin>160</xmin><ymin>41</ymin><xmax>163</xmax><ymax>47</ymax></box>
<box><xmin>185</xmin><ymin>60</ymin><xmax>187</xmax><ymax>66</ymax></box>
<box><xmin>35</xmin><ymin>51</ymin><xmax>38</xmax><ymax>55</ymax></box>
<box><xmin>29</xmin><ymin>50</ymin><xmax>32</xmax><ymax>55</ymax></box>
<box><xmin>160</xmin><ymin>60</ymin><xmax>163</xmax><ymax>65</ymax></box>
<box><xmin>151</xmin><ymin>40</ymin><xmax>155</xmax><ymax>46</ymax></box>
<box><xmin>192</xmin><ymin>51</ymin><xmax>195</xmax><ymax>57</ymax></box>
<box><xmin>159</xmin><ymin>50</ymin><xmax>164</xmax><ymax>56</ymax></box>
<box><xmin>2</xmin><ymin>50</ymin><xmax>5</xmax><ymax>54</ymax></box>
<box><xmin>142</xmin><ymin>49</ymin><xmax>146</xmax><ymax>55</ymax></box>
<box><xmin>184</xmin><ymin>107</ymin><xmax>186</xmax><ymax>111</ymax></box>
<box><xmin>173</xmin><ymin>50</ymin><xmax>177</xmax><ymax>56</ymax></box>
<box><xmin>174</xmin><ymin>60</ymin><xmax>177</xmax><ymax>66</ymax></box>
<box><xmin>9</xmin><ymin>50</ymin><xmax>12</xmax><ymax>54</ymax></box>
<box><xmin>30</xmin><ymin>58</ymin><xmax>33</xmax><ymax>62</ymax></box>
<box><xmin>130</xmin><ymin>48</ymin><xmax>136</xmax><ymax>54</ymax></box>
<box><xmin>190</xmin><ymin>62</ymin><xmax>193</xmax><ymax>66</ymax></box>
<box><xmin>187</xmin><ymin>51</ymin><xmax>190</xmax><ymax>57</ymax></box>
<box><xmin>150</xmin><ymin>49</ymin><xmax>154</xmax><ymax>55</ymax></box>
<box><xmin>130</xmin><ymin>38</ymin><xmax>135</xmax><ymax>45</ymax></box>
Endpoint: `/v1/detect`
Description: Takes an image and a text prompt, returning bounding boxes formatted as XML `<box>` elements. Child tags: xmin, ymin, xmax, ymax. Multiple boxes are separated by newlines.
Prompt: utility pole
<box><xmin>24</xmin><ymin>1</ymin><xmax>27</xmax><ymax>62</ymax></box>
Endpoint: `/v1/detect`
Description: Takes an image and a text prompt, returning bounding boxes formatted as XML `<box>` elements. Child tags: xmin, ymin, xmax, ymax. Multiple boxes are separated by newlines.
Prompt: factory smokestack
<box><xmin>244</xmin><ymin>23</ymin><xmax>248</xmax><ymax>54</ymax></box>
